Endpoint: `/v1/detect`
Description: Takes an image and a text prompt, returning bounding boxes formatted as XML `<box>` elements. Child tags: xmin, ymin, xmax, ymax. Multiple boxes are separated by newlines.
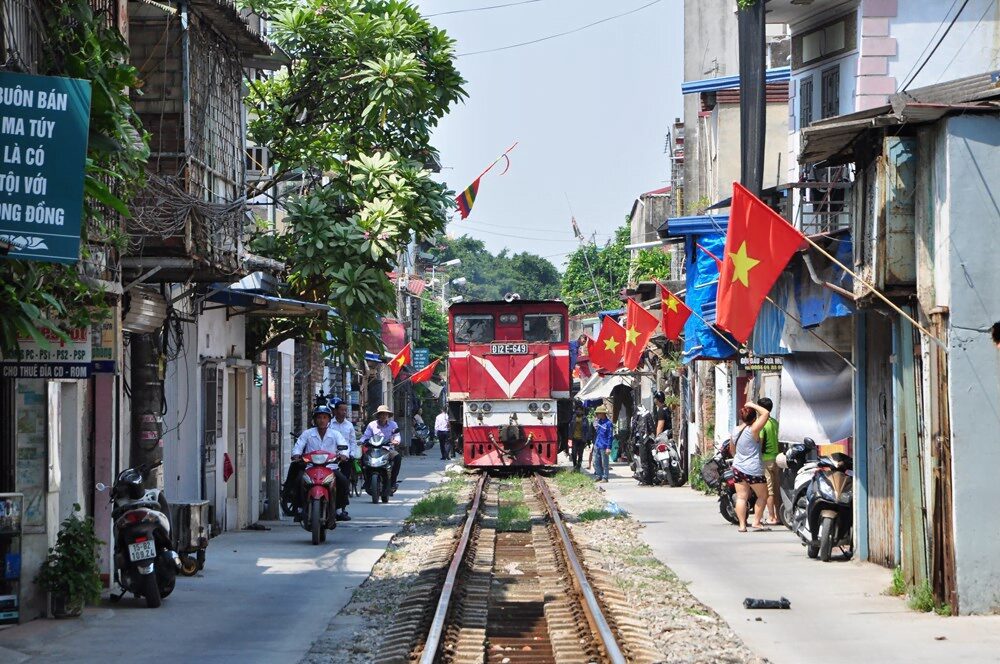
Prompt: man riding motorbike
<box><xmin>291</xmin><ymin>405</ymin><xmax>352</xmax><ymax>522</ymax></box>
<box><xmin>360</xmin><ymin>405</ymin><xmax>402</xmax><ymax>493</ymax></box>
<box><xmin>327</xmin><ymin>398</ymin><xmax>360</xmax><ymax>520</ymax></box>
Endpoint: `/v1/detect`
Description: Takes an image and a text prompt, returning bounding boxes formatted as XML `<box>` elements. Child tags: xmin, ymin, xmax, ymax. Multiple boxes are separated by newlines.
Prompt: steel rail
<box><xmin>418</xmin><ymin>472</ymin><xmax>487</xmax><ymax>664</ymax></box>
<box><xmin>535</xmin><ymin>475</ymin><xmax>627</xmax><ymax>664</ymax></box>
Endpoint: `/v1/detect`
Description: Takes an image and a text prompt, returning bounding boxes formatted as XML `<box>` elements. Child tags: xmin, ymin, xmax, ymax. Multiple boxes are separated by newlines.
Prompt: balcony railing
<box><xmin>793</xmin><ymin>166</ymin><xmax>853</xmax><ymax>235</ymax></box>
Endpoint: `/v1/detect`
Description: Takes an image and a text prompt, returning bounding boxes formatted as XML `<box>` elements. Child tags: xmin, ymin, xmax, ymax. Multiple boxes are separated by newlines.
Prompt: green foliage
<box><xmin>907</xmin><ymin>581</ymin><xmax>937</xmax><ymax>613</ymax></box>
<box><xmin>419</xmin><ymin>300</ymin><xmax>448</xmax><ymax>360</ymax></box>
<box><xmin>408</xmin><ymin>493</ymin><xmax>458</xmax><ymax>521</ymax></box>
<box><xmin>736</xmin><ymin>0</ymin><xmax>758</xmax><ymax>9</ymax></box>
<box><xmin>886</xmin><ymin>566</ymin><xmax>906</xmax><ymax>597</ymax></box>
<box><xmin>244</xmin><ymin>0</ymin><xmax>466</xmax><ymax>361</ymax></box>
<box><xmin>689</xmin><ymin>454</ymin><xmax>714</xmax><ymax>495</ymax></box>
<box><xmin>632</xmin><ymin>247</ymin><xmax>672</xmax><ymax>282</ymax></box>
<box><xmin>577</xmin><ymin>508</ymin><xmax>624</xmax><ymax>522</ymax></box>
<box><xmin>0</xmin><ymin>0</ymin><xmax>149</xmax><ymax>355</ymax></box>
<box><xmin>428</xmin><ymin>236</ymin><xmax>562</xmax><ymax>301</ymax></box>
<box><xmin>35</xmin><ymin>505</ymin><xmax>104</xmax><ymax>605</ymax></box>
<box><xmin>560</xmin><ymin>223</ymin><xmax>631</xmax><ymax>315</ymax></box>
<box><xmin>553</xmin><ymin>468</ymin><xmax>597</xmax><ymax>493</ymax></box>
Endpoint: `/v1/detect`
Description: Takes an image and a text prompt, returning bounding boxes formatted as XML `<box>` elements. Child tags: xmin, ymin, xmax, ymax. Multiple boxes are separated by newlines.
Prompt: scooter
<box><xmin>655</xmin><ymin>431</ymin><xmax>687</xmax><ymax>487</ymax></box>
<box><xmin>775</xmin><ymin>438</ymin><xmax>819</xmax><ymax>530</ymax></box>
<box><xmin>704</xmin><ymin>441</ymin><xmax>758</xmax><ymax>525</ymax></box>
<box><xmin>98</xmin><ymin>460</ymin><xmax>180</xmax><ymax>608</ymax></box>
<box><xmin>362</xmin><ymin>434</ymin><xmax>393</xmax><ymax>504</ymax></box>
<box><xmin>799</xmin><ymin>452</ymin><xmax>854</xmax><ymax>561</ymax></box>
<box><xmin>299</xmin><ymin>449</ymin><xmax>339</xmax><ymax>545</ymax></box>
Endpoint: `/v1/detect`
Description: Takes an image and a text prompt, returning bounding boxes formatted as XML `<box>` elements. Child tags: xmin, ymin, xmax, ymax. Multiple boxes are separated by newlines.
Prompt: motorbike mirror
<box><xmin>95</xmin><ymin>483</ymin><xmax>108</xmax><ymax>492</ymax></box>
<box><xmin>803</xmin><ymin>437</ymin><xmax>816</xmax><ymax>449</ymax></box>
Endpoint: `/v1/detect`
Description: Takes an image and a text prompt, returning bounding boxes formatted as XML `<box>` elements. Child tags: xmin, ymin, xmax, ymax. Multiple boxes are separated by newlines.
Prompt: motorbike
<box><xmin>362</xmin><ymin>434</ymin><xmax>393</xmax><ymax>504</ymax></box>
<box><xmin>701</xmin><ymin>441</ymin><xmax>757</xmax><ymax>525</ymax></box>
<box><xmin>97</xmin><ymin>460</ymin><xmax>180</xmax><ymax>608</ymax></box>
<box><xmin>775</xmin><ymin>437</ymin><xmax>819</xmax><ymax>530</ymax></box>
<box><xmin>800</xmin><ymin>452</ymin><xmax>854</xmax><ymax>561</ymax></box>
<box><xmin>299</xmin><ymin>449</ymin><xmax>340</xmax><ymax>545</ymax></box>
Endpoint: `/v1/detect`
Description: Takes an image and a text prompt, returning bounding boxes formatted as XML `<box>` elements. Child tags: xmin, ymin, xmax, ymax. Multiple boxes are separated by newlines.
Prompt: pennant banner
<box><xmin>716</xmin><ymin>182</ymin><xmax>806</xmax><ymax>344</ymax></box>
<box><xmin>452</xmin><ymin>141</ymin><xmax>518</xmax><ymax>221</ymax></box>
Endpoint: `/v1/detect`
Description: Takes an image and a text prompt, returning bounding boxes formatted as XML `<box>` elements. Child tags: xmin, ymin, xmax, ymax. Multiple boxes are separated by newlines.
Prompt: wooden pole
<box><xmin>802</xmin><ymin>235</ymin><xmax>946</xmax><ymax>349</ymax></box>
<box><xmin>762</xmin><ymin>296</ymin><xmax>857</xmax><ymax>372</ymax></box>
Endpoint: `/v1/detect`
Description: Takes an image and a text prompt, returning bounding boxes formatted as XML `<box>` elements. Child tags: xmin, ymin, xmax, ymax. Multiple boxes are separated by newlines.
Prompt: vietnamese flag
<box><xmin>589</xmin><ymin>317</ymin><xmax>626</xmax><ymax>372</ymax></box>
<box><xmin>716</xmin><ymin>182</ymin><xmax>806</xmax><ymax>343</ymax></box>
<box><xmin>409</xmin><ymin>358</ymin><xmax>440</xmax><ymax>384</ymax></box>
<box><xmin>389</xmin><ymin>342</ymin><xmax>412</xmax><ymax>378</ymax></box>
<box><xmin>659</xmin><ymin>284</ymin><xmax>692</xmax><ymax>341</ymax></box>
<box><xmin>622</xmin><ymin>298</ymin><xmax>659</xmax><ymax>371</ymax></box>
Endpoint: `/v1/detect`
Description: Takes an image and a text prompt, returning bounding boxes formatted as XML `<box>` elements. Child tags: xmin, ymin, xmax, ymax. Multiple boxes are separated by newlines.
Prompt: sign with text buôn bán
<box><xmin>0</xmin><ymin>72</ymin><xmax>92</xmax><ymax>264</ymax></box>
<box><xmin>412</xmin><ymin>347</ymin><xmax>430</xmax><ymax>370</ymax></box>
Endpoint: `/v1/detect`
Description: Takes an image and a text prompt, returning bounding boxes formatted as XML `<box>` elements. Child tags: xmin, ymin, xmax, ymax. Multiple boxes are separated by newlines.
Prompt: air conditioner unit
<box><xmin>123</xmin><ymin>288</ymin><xmax>167</xmax><ymax>334</ymax></box>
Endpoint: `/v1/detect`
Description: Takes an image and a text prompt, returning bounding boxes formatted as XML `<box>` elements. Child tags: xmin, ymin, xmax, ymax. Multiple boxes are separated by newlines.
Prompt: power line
<box><xmin>426</xmin><ymin>0</ymin><xmax>542</xmax><ymax>18</ymax></box>
<box><xmin>453</xmin><ymin>226</ymin><xmax>588</xmax><ymax>242</ymax></box>
<box><xmin>899</xmin><ymin>0</ymin><xmax>971</xmax><ymax>92</ymax></box>
<box><xmin>935</xmin><ymin>0</ymin><xmax>997</xmax><ymax>84</ymax></box>
<box><xmin>895</xmin><ymin>0</ymin><xmax>961</xmax><ymax>93</ymax></box>
<box><xmin>457</xmin><ymin>0</ymin><xmax>664</xmax><ymax>57</ymax></box>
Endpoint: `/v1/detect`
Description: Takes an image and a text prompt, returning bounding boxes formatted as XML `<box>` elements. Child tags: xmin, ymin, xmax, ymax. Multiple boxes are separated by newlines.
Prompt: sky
<box><xmin>417</xmin><ymin>0</ymin><xmax>685</xmax><ymax>268</ymax></box>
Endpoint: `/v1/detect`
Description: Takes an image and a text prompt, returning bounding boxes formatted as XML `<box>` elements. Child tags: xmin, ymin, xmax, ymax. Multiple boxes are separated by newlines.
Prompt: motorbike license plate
<box><xmin>128</xmin><ymin>540</ymin><xmax>156</xmax><ymax>562</ymax></box>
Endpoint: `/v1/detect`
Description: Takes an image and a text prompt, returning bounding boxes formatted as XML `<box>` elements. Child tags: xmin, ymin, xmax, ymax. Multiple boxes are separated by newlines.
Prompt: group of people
<box><xmin>728</xmin><ymin>397</ymin><xmax>781</xmax><ymax>532</ymax></box>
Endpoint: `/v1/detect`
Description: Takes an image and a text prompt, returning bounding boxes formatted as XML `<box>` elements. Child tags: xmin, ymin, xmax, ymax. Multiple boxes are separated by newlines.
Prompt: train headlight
<box><xmin>481</xmin><ymin>402</ymin><xmax>492</xmax><ymax>413</ymax></box>
<box><xmin>468</xmin><ymin>402</ymin><xmax>479</xmax><ymax>413</ymax></box>
<box><xmin>528</xmin><ymin>402</ymin><xmax>539</xmax><ymax>413</ymax></box>
<box><xmin>541</xmin><ymin>402</ymin><xmax>552</xmax><ymax>412</ymax></box>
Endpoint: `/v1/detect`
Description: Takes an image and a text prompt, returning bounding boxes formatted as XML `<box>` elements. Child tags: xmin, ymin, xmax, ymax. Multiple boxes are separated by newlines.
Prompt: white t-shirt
<box><xmin>434</xmin><ymin>412</ymin><xmax>449</xmax><ymax>433</ymax></box>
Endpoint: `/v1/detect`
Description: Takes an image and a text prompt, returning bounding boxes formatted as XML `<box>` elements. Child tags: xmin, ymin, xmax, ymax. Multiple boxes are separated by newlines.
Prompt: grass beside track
<box><xmin>408</xmin><ymin>472</ymin><xmax>469</xmax><ymax>523</ymax></box>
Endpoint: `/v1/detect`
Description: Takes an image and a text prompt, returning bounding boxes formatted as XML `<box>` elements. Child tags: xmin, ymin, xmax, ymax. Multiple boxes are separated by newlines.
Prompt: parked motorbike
<box><xmin>797</xmin><ymin>452</ymin><xmax>854</xmax><ymax>561</ymax></box>
<box><xmin>299</xmin><ymin>449</ymin><xmax>339</xmax><ymax>545</ymax></box>
<box><xmin>362</xmin><ymin>434</ymin><xmax>393</xmax><ymax>504</ymax></box>
<box><xmin>701</xmin><ymin>442</ymin><xmax>757</xmax><ymax>525</ymax></box>
<box><xmin>97</xmin><ymin>460</ymin><xmax>180</xmax><ymax>608</ymax></box>
<box><xmin>775</xmin><ymin>437</ymin><xmax>819</xmax><ymax>531</ymax></box>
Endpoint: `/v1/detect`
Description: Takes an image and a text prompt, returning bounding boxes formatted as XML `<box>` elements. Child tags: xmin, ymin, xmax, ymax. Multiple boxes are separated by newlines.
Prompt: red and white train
<box><xmin>447</xmin><ymin>296</ymin><xmax>572</xmax><ymax>468</ymax></box>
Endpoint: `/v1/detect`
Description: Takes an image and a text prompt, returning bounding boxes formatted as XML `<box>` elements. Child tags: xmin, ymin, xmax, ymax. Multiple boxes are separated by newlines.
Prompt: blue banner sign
<box><xmin>0</xmin><ymin>71</ymin><xmax>92</xmax><ymax>264</ymax></box>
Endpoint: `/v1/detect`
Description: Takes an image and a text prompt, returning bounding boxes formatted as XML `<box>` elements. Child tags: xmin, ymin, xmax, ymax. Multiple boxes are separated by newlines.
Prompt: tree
<box><xmin>631</xmin><ymin>247</ymin><xmax>672</xmax><ymax>282</ymax></box>
<box><xmin>428</xmin><ymin>236</ymin><xmax>561</xmax><ymax>301</ymax></box>
<box><xmin>419</xmin><ymin>300</ymin><xmax>448</xmax><ymax>360</ymax></box>
<box><xmin>560</xmin><ymin>223</ymin><xmax>631</xmax><ymax>315</ymax></box>
<box><xmin>244</xmin><ymin>0</ymin><xmax>466</xmax><ymax>361</ymax></box>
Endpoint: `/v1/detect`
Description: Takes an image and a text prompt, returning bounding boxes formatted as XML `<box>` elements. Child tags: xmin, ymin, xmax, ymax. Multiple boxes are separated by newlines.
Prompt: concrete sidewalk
<box><xmin>597</xmin><ymin>460</ymin><xmax>1000</xmax><ymax>664</ymax></box>
<box><xmin>0</xmin><ymin>454</ymin><xmax>450</xmax><ymax>664</ymax></box>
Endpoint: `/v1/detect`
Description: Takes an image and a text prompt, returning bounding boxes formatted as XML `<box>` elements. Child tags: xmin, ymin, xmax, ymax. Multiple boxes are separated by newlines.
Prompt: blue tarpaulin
<box><xmin>682</xmin><ymin>232</ymin><xmax>737</xmax><ymax>362</ymax></box>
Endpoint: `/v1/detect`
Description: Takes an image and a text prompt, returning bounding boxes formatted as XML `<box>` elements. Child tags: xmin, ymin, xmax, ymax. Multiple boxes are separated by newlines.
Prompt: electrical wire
<box><xmin>899</xmin><ymin>0</ymin><xmax>972</xmax><ymax>92</ymax></box>
<box><xmin>457</xmin><ymin>0</ymin><xmax>663</xmax><ymax>57</ymax></box>
<box><xmin>895</xmin><ymin>0</ymin><xmax>962</xmax><ymax>93</ymax></box>
<box><xmin>934</xmin><ymin>0</ymin><xmax>997</xmax><ymax>84</ymax></box>
<box><xmin>426</xmin><ymin>0</ymin><xmax>542</xmax><ymax>18</ymax></box>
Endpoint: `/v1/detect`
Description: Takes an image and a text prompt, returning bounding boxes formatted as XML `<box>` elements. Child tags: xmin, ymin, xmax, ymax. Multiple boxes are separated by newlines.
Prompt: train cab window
<box><xmin>454</xmin><ymin>315</ymin><xmax>495</xmax><ymax>343</ymax></box>
<box><xmin>523</xmin><ymin>314</ymin><xmax>564</xmax><ymax>343</ymax></box>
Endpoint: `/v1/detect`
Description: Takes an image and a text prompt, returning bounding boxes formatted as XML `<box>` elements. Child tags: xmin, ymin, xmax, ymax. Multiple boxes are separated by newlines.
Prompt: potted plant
<box><xmin>35</xmin><ymin>504</ymin><xmax>103</xmax><ymax>618</ymax></box>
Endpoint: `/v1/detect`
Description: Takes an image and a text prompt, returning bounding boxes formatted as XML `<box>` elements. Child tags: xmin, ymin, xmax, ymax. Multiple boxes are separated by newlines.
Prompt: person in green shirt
<box><xmin>758</xmin><ymin>397</ymin><xmax>781</xmax><ymax>525</ymax></box>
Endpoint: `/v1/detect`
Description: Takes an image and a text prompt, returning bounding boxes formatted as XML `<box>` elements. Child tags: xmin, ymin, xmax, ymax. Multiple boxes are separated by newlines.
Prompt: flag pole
<box><xmin>473</xmin><ymin>141</ymin><xmax>519</xmax><ymax>182</ymax></box>
<box><xmin>801</xmin><ymin>235</ymin><xmax>945</xmax><ymax>349</ymax></box>
<box><xmin>653</xmin><ymin>279</ymin><xmax>742</xmax><ymax>354</ymax></box>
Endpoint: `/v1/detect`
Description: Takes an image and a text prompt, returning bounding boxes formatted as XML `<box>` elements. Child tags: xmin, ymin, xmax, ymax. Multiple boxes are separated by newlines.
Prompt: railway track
<box><xmin>380</xmin><ymin>472</ymin><xmax>639</xmax><ymax>664</ymax></box>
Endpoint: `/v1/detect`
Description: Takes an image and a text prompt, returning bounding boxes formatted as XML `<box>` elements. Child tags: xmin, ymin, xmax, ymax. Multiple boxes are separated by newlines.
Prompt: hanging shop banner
<box><xmin>412</xmin><ymin>347</ymin><xmax>430</xmax><ymax>371</ymax></box>
<box><xmin>738</xmin><ymin>354</ymin><xmax>784</xmax><ymax>372</ymax></box>
<box><xmin>0</xmin><ymin>71</ymin><xmax>92</xmax><ymax>264</ymax></box>
<box><xmin>0</xmin><ymin>327</ymin><xmax>92</xmax><ymax>379</ymax></box>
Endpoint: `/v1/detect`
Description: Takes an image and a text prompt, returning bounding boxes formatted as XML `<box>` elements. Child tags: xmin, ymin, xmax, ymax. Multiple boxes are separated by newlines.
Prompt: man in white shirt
<box><xmin>292</xmin><ymin>405</ymin><xmax>351</xmax><ymax>522</ymax></box>
<box><xmin>434</xmin><ymin>410</ymin><xmax>451</xmax><ymax>460</ymax></box>
<box><xmin>328</xmin><ymin>399</ymin><xmax>360</xmax><ymax>519</ymax></box>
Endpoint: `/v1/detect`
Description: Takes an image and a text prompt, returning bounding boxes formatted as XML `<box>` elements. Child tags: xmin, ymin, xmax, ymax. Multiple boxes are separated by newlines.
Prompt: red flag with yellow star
<box><xmin>716</xmin><ymin>182</ymin><xmax>806</xmax><ymax>343</ymax></box>
<box><xmin>622</xmin><ymin>298</ymin><xmax>659</xmax><ymax>371</ymax></box>
<box><xmin>659</xmin><ymin>284</ymin><xmax>692</xmax><ymax>341</ymax></box>
<box><xmin>589</xmin><ymin>317</ymin><xmax>626</xmax><ymax>372</ymax></box>
<box><xmin>409</xmin><ymin>358</ymin><xmax>440</xmax><ymax>384</ymax></box>
<box><xmin>389</xmin><ymin>342</ymin><xmax>412</xmax><ymax>379</ymax></box>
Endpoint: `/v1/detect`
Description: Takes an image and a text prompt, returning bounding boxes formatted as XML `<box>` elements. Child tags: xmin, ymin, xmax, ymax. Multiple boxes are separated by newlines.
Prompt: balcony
<box><xmin>792</xmin><ymin>165</ymin><xmax>853</xmax><ymax>235</ymax></box>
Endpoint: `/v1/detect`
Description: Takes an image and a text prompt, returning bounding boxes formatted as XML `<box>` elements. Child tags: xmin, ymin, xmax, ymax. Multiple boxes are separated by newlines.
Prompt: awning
<box><xmin>204</xmin><ymin>287</ymin><xmax>330</xmax><ymax>318</ymax></box>
<box><xmin>576</xmin><ymin>372</ymin><xmax>633</xmax><ymax>401</ymax></box>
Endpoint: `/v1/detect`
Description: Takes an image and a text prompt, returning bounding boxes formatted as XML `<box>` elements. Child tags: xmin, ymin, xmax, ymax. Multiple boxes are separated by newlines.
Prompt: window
<box><xmin>791</xmin><ymin>13</ymin><xmax>857</xmax><ymax>69</ymax></box>
<box><xmin>799</xmin><ymin>78</ymin><xmax>814</xmax><ymax>130</ymax></box>
<box><xmin>821</xmin><ymin>66</ymin><xmax>840</xmax><ymax>119</ymax></box>
<box><xmin>523</xmin><ymin>314</ymin><xmax>564</xmax><ymax>343</ymax></box>
<box><xmin>454</xmin><ymin>315</ymin><xmax>495</xmax><ymax>344</ymax></box>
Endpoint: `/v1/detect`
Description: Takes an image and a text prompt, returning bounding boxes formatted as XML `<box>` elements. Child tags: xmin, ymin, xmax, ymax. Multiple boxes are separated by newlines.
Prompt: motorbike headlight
<box><xmin>482</xmin><ymin>402</ymin><xmax>492</xmax><ymax>413</ymax></box>
<box><xmin>817</xmin><ymin>475</ymin><xmax>836</xmax><ymax>502</ymax></box>
<box><xmin>541</xmin><ymin>402</ymin><xmax>552</xmax><ymax>412</ymax></box>
<box><xmin>838</xmin><ymin>493</ymin><xmax>851</xmax><ymax>504</ymax></box>
<box><xmin>310</xmin><ymin>453</ymin><xmax>329</xmax><ymax>464</ymax></box>
<box><xmin>528</xmin><ymin>402</ymin><xmax>539</xmax><ymax>413</ymax></box>
<box><xmin>468</xmin><ymin>402</ymin><xmax>479</xmax><ymax>413</ymax></box>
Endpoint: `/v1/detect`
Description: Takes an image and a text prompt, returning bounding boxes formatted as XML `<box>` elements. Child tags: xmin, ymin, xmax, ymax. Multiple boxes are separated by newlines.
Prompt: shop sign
<box><xmin>0</xmin><ymin>71</ymin><xmax>92</xmax><ymax>264</ymax></box>
<box><xmin>0</xmin><ymin>327</ymin><xmax>92</xmax><ymax>378</ymax></box>
<box><xmin>90</xmin><ymin>319</ymin><xmax>116</xmax><ymax>373</ymax></box>
<box><xmin>738</xmin><ymin>354</ymin><xmax>784</xmax><ymax>372</ymax></box>
<box><xmin>412</xmin><ymin>347</ymin><xmax>430</xmax><ymax>370</ymax></box>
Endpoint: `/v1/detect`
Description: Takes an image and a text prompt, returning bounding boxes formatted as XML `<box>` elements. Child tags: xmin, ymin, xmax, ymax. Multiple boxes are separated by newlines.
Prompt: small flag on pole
<box><xmin>658</xmin><ymin>283</ymin><xmax>692</xmax><ymax>341</ymax></box>
<box><xmin>622</xmin><ymin>298</ymin><xmax>659</xmax><ymax>371</ymax></box>
<box><xmin>590</xmin><ymin>317</ymin><xmax>626</xmax><ymax>372</ymax></box>
<box><xmin>455</xmin><ymin>178</ymin><xmax>481</xmax><ymax>220</ymax></box>
<box><xmin>389</xmin><ymin>342</ymin><xmax>412</xmax><ymax>379</ymax></box>
<box><xmin>409</xmin><ymin>358</ymin><xmax>441</xmax><ymax>384</ymax></box>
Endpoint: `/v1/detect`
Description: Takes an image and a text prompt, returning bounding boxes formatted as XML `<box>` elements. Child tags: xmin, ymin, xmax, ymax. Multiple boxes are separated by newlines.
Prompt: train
<box><xmin>446</xmin><ymin>295</ymin><xmax>572</xmax><ymax>468</ymax></box>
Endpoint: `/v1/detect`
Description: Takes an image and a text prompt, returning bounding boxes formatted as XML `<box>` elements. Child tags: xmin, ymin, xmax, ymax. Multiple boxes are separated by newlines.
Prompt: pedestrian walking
<box><xmin>757</xmin><ymin>397</ymin><xmax>781</xmax><ymax>525</ymax></box>
<box><xmin>567</xmin><ymin>403</ymin><xmax>593</xmax><ymax>471</ymax></box>
<box><xmin>728</xmin><ymin>401</ymin><xmax>771</xmax><ymax>532</ymax></box>
<box><xmin>592</xmin><ymin>405</ymin><xmax>613</xmax><ymax>482</ymax></box>
<box><xmin>434</xmin><ymin>409</ymin><xmax>451</xmax><ymax>460</ymax></box>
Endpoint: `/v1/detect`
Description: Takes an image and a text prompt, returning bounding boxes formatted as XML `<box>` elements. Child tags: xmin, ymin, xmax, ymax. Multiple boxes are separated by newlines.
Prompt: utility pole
<box><xmin>130</xmin><ymin>333</ymin><xmax>163</xmax><ymax>487</ymax></box>
<box><xmin>738</xmin><ymin>0</ymin><xmax>766</xmax><ymax>195</ymax></box>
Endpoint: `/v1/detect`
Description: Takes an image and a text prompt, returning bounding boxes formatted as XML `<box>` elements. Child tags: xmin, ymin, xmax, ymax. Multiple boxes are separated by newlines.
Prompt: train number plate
<box><xmin>490</xmin><ymin>342</ymin><xmax>528</xmax><ymax>355</ymax></box>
